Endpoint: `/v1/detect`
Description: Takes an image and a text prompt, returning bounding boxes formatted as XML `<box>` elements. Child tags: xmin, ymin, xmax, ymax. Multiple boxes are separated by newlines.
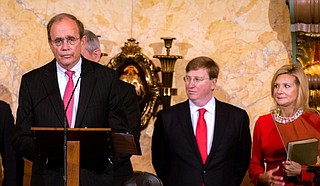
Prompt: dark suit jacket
<box><xmin>152</xmin><ymin>99</ymin><xmax>252</xmax><ymax>186</ymax></box>
<box><xmin>113</xmin><ymin>81</ymin><xmax>141</xmax><ymax>186</ymax></box>
<box><xmin>0</xmin><ymin>101</ymin><xmax>24</xmax><ymax>186</ymax></box>
<box><xmin>13</xmin><ymin>58</ymin><xmax>129</xmax><ymax>186</ymax></box>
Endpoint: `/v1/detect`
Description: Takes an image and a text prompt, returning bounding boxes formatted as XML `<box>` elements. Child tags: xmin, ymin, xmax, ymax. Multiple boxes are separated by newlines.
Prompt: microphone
<box><xmin>63</xmin><ymin>71</ymin><xmax>87</xmax><ymax>127</ymax></box>
<box><xmin>63</xmin><ymin>72</ymin><xmax>86</xmax><ymax>119</ymax></box>
<box><xmin>13</xmin><ymin>71</ymin><xmax>88</xmax><ymax>186</ymax></box>
<box><xmin>63</xmin><ymin>72</ymin><xmax>85</xmax><ymax>186</ymax></box>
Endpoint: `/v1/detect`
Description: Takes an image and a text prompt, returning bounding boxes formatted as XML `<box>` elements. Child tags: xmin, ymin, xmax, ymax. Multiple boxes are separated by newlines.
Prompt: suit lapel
<box><xmin>180</xmin><ymin>101</ymin><xmax>204</xmax><ymax>164</ymax></box>
<box><xmin>206</xmin><ymin>99</ymin><xmax>227</xmax><ymax>162</ymax></box>
<box><xmin>75</xmin><ymin>59</ymin><xmax>96</xmax><ymax>127</ymax></box>
<box><xmin>42</xmin><ymin>61</ymin><xmax>65</xmax><ymax>127</ymax></box>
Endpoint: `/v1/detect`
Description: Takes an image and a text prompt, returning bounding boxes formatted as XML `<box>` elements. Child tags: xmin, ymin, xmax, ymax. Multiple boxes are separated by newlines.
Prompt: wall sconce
<box><xmin>154</xmin><ymin>37</ymin><xmax>183</xmax><ymax>109</ymax></box>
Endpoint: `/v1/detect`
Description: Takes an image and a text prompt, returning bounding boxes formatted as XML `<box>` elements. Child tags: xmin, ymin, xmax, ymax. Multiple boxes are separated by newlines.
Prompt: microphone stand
<box><xmin>63</xmin><ymin>110</ymin><xmax>68</xmax><ymax>186</ymax></box>
<box><xmin>63</xmin><ymin>74</ymin><xmax>83</xmax><ymax>186</ymax></box>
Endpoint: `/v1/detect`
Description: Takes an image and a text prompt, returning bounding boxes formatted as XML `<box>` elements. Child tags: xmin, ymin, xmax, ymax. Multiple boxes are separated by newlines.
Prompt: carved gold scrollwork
<box><xmin>296</xmin><ymin>34</ymin><xmax>320</xmax><ymax>110</ymax></box>
<box><xmin>107</xmin><ymin>38</ymin><xmax>161</xmax><ymax>130</ymax></box>
<box><xmin>288</xmin><ymin>0</ymin><xmax>320</xmax><ymax>110</ymax></box>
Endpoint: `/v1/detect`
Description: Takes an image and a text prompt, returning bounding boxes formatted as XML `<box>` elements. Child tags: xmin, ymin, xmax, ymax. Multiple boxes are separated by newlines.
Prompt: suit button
<box><xmin>202</xmin><ymin>170</ymin><xmax>206</xmax><ymax>174</ymax></box>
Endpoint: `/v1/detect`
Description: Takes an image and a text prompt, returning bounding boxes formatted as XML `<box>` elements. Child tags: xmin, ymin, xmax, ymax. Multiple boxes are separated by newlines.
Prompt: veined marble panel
<box><xmin>1</xmin><ymin>0</ymin><xmax>291</xmax><ymax>178</ymax></box>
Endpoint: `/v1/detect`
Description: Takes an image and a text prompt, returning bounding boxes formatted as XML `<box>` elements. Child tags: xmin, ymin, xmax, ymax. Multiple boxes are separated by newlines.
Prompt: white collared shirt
<box><xmin>189</xmin><ymin>97</ymin><xmax>216</xmax><ymax>154</ymax></box>
<box><xmin>57</xmin><ymin>59</ymin><xmax>82</xmax><ymax>128</ymax></box>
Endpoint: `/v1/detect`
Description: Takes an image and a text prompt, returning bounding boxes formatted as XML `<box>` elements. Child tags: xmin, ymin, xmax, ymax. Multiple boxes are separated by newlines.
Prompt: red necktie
<box><xmin>196</xmin><ymin>108</ymin><xmax>207</xmax><ymax>164</ymax></box>
<box><xmin>63</xmin><ymin>70</ymin><xmax>74</xmax><ymax>127</ymax></box>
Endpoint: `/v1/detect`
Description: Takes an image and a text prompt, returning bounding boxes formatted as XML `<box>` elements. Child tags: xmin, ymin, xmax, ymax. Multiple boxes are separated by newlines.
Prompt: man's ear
<box><xmin>81</xmin><ymin>35</ymin><xmax>87</xmax><ymax>45</ymax></box>
<box><xmin>211</xmin><ymin>78</ymin><xmax>217</xmax><ymax>91</ymax></box>
<box><xmin>93</xmin><ymin>48</ymin><xmax>102</xmax><ymax>62</ymax></box>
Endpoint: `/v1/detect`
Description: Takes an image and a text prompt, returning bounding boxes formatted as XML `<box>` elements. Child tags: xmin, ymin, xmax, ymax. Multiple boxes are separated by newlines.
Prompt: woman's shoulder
<box><xmin>255</xmin><ymin>113</ymin><xmax>274</xmax><ymax>128</ymax></box>
<box><xmin>257</xmin><ymin>113</ymin><xmax>273</xmax><ymax>120</ymax></box>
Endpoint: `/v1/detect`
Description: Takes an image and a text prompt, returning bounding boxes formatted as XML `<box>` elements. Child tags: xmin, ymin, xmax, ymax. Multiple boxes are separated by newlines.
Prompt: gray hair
<box><xmin>84</xmin><ymin>30</ymin><xmax>100</xmax><ymax>54</ymax></box>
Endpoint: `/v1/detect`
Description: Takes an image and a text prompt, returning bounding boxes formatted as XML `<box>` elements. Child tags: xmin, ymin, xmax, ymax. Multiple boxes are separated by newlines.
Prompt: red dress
<box><xmin>249</xmin><ymin>112</ymin><xmax>320</xmax><ymax>186</ymax></box>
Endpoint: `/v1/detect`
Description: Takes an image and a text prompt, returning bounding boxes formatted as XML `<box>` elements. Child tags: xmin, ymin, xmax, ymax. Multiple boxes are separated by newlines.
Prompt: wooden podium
<box><xmin>31</xmin><ymin>127</ymin><xmax>141</xmax><ymax>186</ymax></box>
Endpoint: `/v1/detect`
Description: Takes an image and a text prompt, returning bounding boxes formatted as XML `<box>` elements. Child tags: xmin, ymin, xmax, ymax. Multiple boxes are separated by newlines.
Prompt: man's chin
<box><xmin>58</xmin><ymin>59</ymin><xmax>76</xmax><ymax>68</ymax></box>
<box><xmin>187</xmin><ymin>95</ymin><xmax>198</xmax><ymax>101</ymax></box>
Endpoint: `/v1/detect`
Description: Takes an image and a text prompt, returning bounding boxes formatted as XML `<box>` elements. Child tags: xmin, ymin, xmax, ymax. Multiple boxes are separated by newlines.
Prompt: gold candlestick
<box><xmin>154</xmin><ymin>37</ymin><xmax>183</xmax><ymax>109</ymax></box>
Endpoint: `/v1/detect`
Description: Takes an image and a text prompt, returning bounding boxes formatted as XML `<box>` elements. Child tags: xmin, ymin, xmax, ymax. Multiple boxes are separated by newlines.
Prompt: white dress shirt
<box><xmin>189</xmin><ymin>97</ymin><xmax>216</xmax><ymax>154</ymax></box>
<box><xmin>57</xmin><ymin>59</ymin><xmax>82</xmax><ymax>128</ymax></box>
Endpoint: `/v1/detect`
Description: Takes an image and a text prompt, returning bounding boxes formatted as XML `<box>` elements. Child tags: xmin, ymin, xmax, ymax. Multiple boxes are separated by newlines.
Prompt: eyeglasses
<box><xmin>183</xmin><ymin>76</ymin><xmax>211</xmax><ymax>84</ymax></box>
<box><xmin>51</xmin><ymin>36</ymin><xmax>79</xmax><ymax>46</ymax></box>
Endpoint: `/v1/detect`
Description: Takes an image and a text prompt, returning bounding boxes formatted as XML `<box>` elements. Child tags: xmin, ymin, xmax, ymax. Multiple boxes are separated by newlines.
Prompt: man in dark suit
<box><xmin>0</xmin><ymin>100</ymin><xmax>24</xmax><ymax>186</ymax></box>
<box><xmin>13</xmin><ymin>13</ymin><xmax>129</xmax><ymax>186</ymax></box>
<box><xmin>81</xmin><ymin>29</ymin><xmax>141</xmax><ymax>185</ymax></box>
<box><xmin>152</xmin><ymin>56</ymin><xmax>252</xmax><ymax>186</ymax></box>
<box><xmin>111</xmin><ymin>81</ymin><xmax>140</xmax><ymax>185</ymax></box>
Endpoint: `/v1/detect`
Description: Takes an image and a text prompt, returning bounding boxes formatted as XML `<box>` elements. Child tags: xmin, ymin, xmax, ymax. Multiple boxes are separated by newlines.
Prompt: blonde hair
<box><xmin>270</xmin><ymin>64</ymin><xmax>309</xmax><ymax>110</ymax></box>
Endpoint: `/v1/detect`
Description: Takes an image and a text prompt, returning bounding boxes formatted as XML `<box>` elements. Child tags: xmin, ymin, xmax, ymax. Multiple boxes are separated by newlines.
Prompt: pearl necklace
<box><xmin>273</xmin><ymin>108</ymin><xmax>304</xmax><ymax>124</ymax></box>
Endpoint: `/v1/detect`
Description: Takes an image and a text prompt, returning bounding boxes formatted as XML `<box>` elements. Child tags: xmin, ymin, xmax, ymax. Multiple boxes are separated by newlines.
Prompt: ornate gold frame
<box><xmin>107</xmin><ymin>38</ymin><xmax>161</xmax><ymax>130</ymax></box>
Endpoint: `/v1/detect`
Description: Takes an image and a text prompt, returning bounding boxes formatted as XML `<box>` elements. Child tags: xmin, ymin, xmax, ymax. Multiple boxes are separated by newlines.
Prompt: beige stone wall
<box><xmin>0</xmin><ymin>0</ymin><xmax>291</xmax><ymax>178</ymax></box>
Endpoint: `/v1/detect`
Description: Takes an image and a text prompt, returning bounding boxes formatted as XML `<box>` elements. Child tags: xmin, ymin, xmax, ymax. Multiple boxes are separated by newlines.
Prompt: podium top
<box><xmin>31</xmin><ymin>127</ymin><xmax>141</xmax><ymax>156</ymax></box>
<box><xmin>31</xmin><ymin>127</ymin><xmax>111</xmax><ymax>132</ymax></box>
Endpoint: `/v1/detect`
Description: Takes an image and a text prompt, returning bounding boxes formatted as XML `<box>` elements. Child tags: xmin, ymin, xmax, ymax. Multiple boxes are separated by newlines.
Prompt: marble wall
<box><xmin>1</xmin><ymin>0</ymin><xmax>291</xmax><ymax>179</ymax></box>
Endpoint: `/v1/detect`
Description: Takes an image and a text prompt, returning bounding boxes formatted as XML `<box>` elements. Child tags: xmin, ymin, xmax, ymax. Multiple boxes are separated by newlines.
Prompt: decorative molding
<box><xmin>288</xmin><ymin>0</ymin><xmax>320</xmax><ymax>110</ymax></box>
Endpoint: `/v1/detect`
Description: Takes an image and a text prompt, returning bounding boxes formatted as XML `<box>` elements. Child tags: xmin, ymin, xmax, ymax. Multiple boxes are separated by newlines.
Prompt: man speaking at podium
<box><xmin>13</xmin><ymin>13</ymin><xmax>129</xmax><ymax>186</ymax></box>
